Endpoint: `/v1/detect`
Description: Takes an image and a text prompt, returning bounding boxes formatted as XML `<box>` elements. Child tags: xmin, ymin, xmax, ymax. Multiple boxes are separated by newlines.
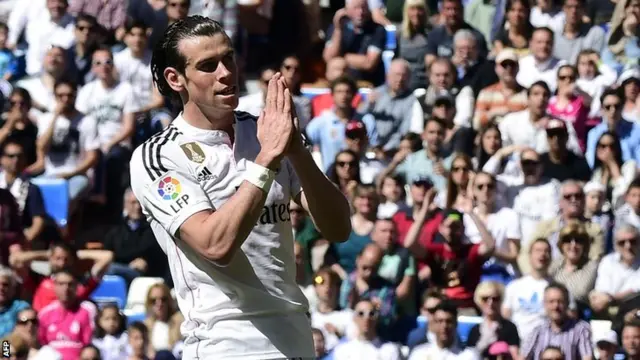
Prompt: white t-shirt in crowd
<box><xmin>529</xmin><ymin>7</ymin><xmax>565</xmax><ymax>31</ymax></box>
<box><xmin>76</xmin><ymin>80</ymin><xmax>140</xmax><ymax>146</ymax></box>
<box><xmin>516</xmin><ymin>55</ymin><xmax>565</xmax><ymax>92</ymax></box>
<box><xmin>464</xmin><ymin>206</ymin><xmax>521</xmax><ymax>272</ymax></box>
<box><xmin>408</xmin><ymin>342</ymin><xmax>480</xmax><ymax>360</ymax></box>
<box><xmin>310</xmin><ymin>309</ymin><xmax>356</xmax><ymax>350</ymax></box>
<box><xmin>333</xmin><ymin>338</ymin><xmax>402</xmax><ymax>360</ymax></box>
<box><xmin>37</xmin><ymin>112</ymin><xmax>100</xmax><ymax>176</ymax></box>
<box><xmin>504</xmin><ymin>179</ymin><xmax>561</xmax><ymax>243</ymax></box>
<box><xmin>594</xmin><ymin>252</ymin><xmax>640</xmax><ymax>295</ymax></box>
<box><xmin>130</xmin><ymin>111</ymin><xmax>314</xmax><ymax>359</ymax></box>
<box><xmin>499</xmin><ymin>110</ymin><xmax>581</xmax><ymax>155</ymax></box>
<box><xmin>502</xmin><ymin>275</ymin><xmax>550</xmax><ymax>340</ymax></box>
<box><xmin>16</xmin><ymin>76</ymin><xmax>55</xmax><ymax>113</ymax></box>
<box><xmin>24</xmin><ymin>12</ymin><xmax>75</xmax><ymax>75</ymax></box>
<box><xmin>114</xmin><ymin>48</ymin><xmax>154</xmax><ymax>110</ymax></box>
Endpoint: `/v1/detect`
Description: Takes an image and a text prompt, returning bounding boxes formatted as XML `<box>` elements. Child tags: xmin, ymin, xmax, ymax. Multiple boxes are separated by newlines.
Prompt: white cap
<box><xmin>584</xmin><ymin>181</ymin><xmax>606</xmax><ymax>194</ymax></box>
<box><xmin>496</xmin><ymin>49</ymin><xmax>518</xmax><ymax>64</ymax></box>
<box><xmin>618</xmin><ymin>66</ymin><xmax>640</xmax><ymax>86</ymax></box>
<box><xmin>594</xmin><ymin>330</ymin><xmax>618</xmax><ymax>346</ymax></box>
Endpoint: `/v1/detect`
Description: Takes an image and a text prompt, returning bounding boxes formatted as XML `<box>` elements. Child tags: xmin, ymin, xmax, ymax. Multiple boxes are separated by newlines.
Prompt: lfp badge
<box><xmin>158</xmin><ymin>177</ymin><xmax>182</xmax><ymax>200</ymax></box>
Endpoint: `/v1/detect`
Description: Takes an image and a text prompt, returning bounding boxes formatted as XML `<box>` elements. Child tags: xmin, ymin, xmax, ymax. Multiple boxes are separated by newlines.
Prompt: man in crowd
<box><xmin>517</xmin><ymin>27</ymin><xmax>565</xmax><ymax>91</ymax></box>
<box><xmin>623</xmin><ymin>320</ymin><xmax>640</xmax><ymax>360</ymax></box>
<box><xmin>540</xmin><ymin>119</ymin><xmax>592</xmax><ymax>182</ymax></box>
<box><xmin>17</xmin><ymin>46</ymin><xmax>70</xmax><ymax>114</ymax></box>
<box><xmin>311</xmin><ymin>57</ymin><xmax>365</xmax><ymax>117</ymax></box>
<box><xmin>406</xmin><ymin>289</ymin><xmax>447</xmax><ymax>348</ymax></box>
<box><xmin>0</xmin><ymin>267</ymin><xmax>29</xmax><ymax>337</ymax></box>
<box><xmin>521</xmin><ymin>283</ymin><xmax>593</xmax><ymax>360</ymax></box>
<box><xmin>343</xmin><ymin>120</ymin><xmax>386</xmax><ymax>184</ymax></box>
<box><xmin>322</xmin><ymin>0</ymin><xmax>386</xmax><ymax>86</ymax></box>
<box><xmin>67</xmin><ymin>13</ymin><xmax>99</xmax><ymax>86</ymax></box>
<box><xmin>553</xmin><ymin>0</ymin><xmax>605</xmax><ymax>64</ymax></box>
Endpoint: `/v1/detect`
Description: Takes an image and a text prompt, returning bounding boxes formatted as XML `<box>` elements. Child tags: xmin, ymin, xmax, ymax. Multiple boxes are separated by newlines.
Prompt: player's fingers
<box><xmin>266</xmin><ymin>73</ymin><xmax>279</xmax><ymax>111</ymax></box>
<box><xmin>276</xmin><ymin>78</ymin><xmax>285</xmax><ymax>113</ymax></box>
<box><xmin>283</xmin><ymin>88</ymin><xmax>291</xmax><ymax>116</ymax></box>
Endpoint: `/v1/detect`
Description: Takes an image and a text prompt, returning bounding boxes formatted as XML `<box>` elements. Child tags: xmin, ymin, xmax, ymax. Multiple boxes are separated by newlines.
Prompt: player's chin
<box><xmin>214</xmin><ymin>94</ymin><xmax>239</xmax><ymax>109</ymax></box>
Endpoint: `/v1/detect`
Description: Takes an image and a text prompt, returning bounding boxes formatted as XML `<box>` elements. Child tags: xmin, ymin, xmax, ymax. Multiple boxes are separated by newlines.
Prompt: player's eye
<box><xmin>197</xmin><ymin>60</ymin><xmax>219</xmax><ymax>73</ymax></box>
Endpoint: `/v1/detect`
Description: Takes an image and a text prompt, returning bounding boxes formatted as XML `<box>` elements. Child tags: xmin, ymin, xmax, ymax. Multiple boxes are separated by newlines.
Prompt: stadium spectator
<box><xmin>406</xmin><ymin>207</ymin><xmax>496</xmax><ymax>313</ymax></box>
<box><xmin>0</xmin><ymin>188</ymin><xmax>24</xmax><ymax>267</ymax></box>
<box><xmin>520</xmin><ymin>283</ymin><xmax>593</xmax><ymax>360</ymax></box>
<box><xmin>32</xmin><ymin>79</ymin><xmax>100</xmax><ymax>203</ymax></box>
<box><xmin>291</xmin><ymin>201</ymin><xmax>325</xmax><ymax>280</ymax></box>
<box><xmin>1</xmin><ymin>332</ymin><xmax>29</xmax><ymax>360</ymax></box>
<box><xmin>575</xmin><ymin>50</ymin><xmax>617</xmax><ymax>119</ymax></box>
<box><xmin>583</xmin><ymin>181</ymin><xmax>613</xmax><ymax>252</ymax></box>
<box><xmin>530</xmin><ymin>0</ymin><xmax>564</xmax><ymax>32</ymax></box>
<box><xmin>0</xmin><ymin>267</ymin><xmax>29</xmax><ymax>338</ymax></box>
<box><xmin>377</xmin><ymin>175</ymin><xmax>409</xmax><ymax>219</ymax></box>
<box><xmin>500</xmin><ymin>82</ymin><xmax>581</xmax><ymax>155</ymax></box>
<box><xmin>147</xmin><ymin>0</ymin><xmax>190</xmax><ymax>49</ymax></box>
<box><xmin>593</xmin><ymin>330</ymin><xmax>618</xmax><ymax>360</ymax></box>
<box><xmin>464</xmin><ymin>171</ymin><xmax>521</xmax><ymax>280</ymax></box>
<box><xmin>322</xmin><ymin>0</ymin><xmax>386</xmax><ymax>86</ymax></box>
<box><xmin>615</xmin><ymin>179</ymin><xmax>640</xmax><ymax>229</ymax></box>
<box><xmin>585</xmin><ymin>88</ymin><xmax>640</xmax><ymax>167</ymax></box>
<box><xmin>431</xmin><ymin>93</ymin><xmax>476</xmax><ymax>155</ymax></box>
<box><xmin>17</xmin><ymin>46</ymin><xmax>71</xmax><ymax>114</ymax></box>
<box><xmin>452</xmin><ymin>29</ymin><xmax>495</xmax><ymax>96</ymax></box>
<box><xmin>311</xmin><ymin>328</ymin><xmax>329</xmax><ymax>360</ymax></box>
<box><xmin>309</xmin><ymin>57</ymin><xmax>365</xmax><ymax>117</ymax></box>
<box><xmin>327</xmin><ymin>150</ymin><xmax>363</xmax><ymax>200</ymax></box>
<box><xmin>11</xmin><ymin>307</ymin><xmax>62</xmax><ymax>359</ymax></box>
<box><xmin>435</xmin><ymin>153</ymin><xmax>473</xmax><ymax>210</ymax></box>
<box><xmin>92</xmin><ymin>304</ymin><xmax>128</xmax><ymax>360</ymax></box>
<box><xmin>68</xmin><ymin>13</ymin><xmax>99</xmax><ymax>86</ymax></box>
<box><xmin>10</xmin><ymin>242</ymin><xmax>112</xmax><ymax>311</ymax></box>
<box><xmin>0</xmin><ymin>22</ymin><xmax>19</xmax><ymax>82</ymax></box>
<box><xmin>503</xmin><ymin>238</ymin><xmax>553</xmax><ymax>339</ymax></box>
<box><xmin>548</xmin><ymin>65</ymin><xmax>592</xmax><ymax>152</ymax></box>
<box><xmin>619</xmin><ymin>67</ymin><xmax>640</xmax><ymax>122</ymax></box>
<box><xmin>590</xmin><ymin>131</ymin><xmax>637</xmax><ymax>210</ymax></box>
<box><xmin>473</xmin><ymin>49</ymin><xmax>527</xmax><ymax>129</ymax></box>
<box><xmin>492</xmin><ymin>0</ymin><xmax>533</xmax><ymax>57</ymax></box>
<box><xmin>0</xmin><ymin>140</ymin><xmax>48</xmax><ymax>244</ymax></box>
<box><xmin>309</xmin><ymin>267</ymin><xmax>354</xmax><ymax>351</ymax></box>
<box><xmin>339</xmin><ymin>244</ymin><xmax>396</xmax><ymax>324</ymax></box>
<box><xmin>344</xmin><ymin>120</ymin><xmax>386</xmax><ymax>185</ymax></box>
<box><xmin>143</xmin><ymin>283</ymin><xmax>183</xmax><ymax>352</ymax></box>
<box><xmin>474</xmin><ymin>124</ymin><xmax>504</xmax><ymax>171</ymax></box>
<box><xmin>590</xmin><ymin>225</ymin><xmax>640</xmax><ymax>315</ymax></box>
<box><xmin>622</xmin><ymin>320</ymin><xmax>640</xmax><ymax>360</ymax></box>
<box><xmin>406</xmin><ymin>288</ymin><xmax>446</xmax><ymax>348</ymax></box>
<box><xmin>365</xmin><ymin>59</ymin><xmax>424</xmax><ymax>152</ymax></box>
<box><xmin>516</xmin><ymin>27</ymin><xmax>565</xmax><ymax>91</ymax></box>
<box><xmin>79</xmin><ymin>344</ymin><xmax>102</xmax><ymax>360</ymax></box>
<box><xmin>38</xmin><ymin>268</ymin><xmax>95</xmax><ymax>360</ymax></box>
<box><xmin>236</xmin><ymin>66</ymin><xmax>275</xmax><ymax>116</ymax></box>
<box><xmin>0</xmin><ymin>88</ymin><xmax>38</xmax><ymax>167</ymax></box>
<box><xmin>408</xmin><ymin>300</ymin><xmax>481</xmax><ymax>359</ymax></box>
<box><xmin>332</xmin><ymin>298</ymin><xmax>402</xmax><ymax>360</ymax></box>
<box><xmin>601</xmin><ymin>0</ymin><xmax>640</xmax><ymax>73</ymax></box>
<box><xmin>548</xmin><ymin>221</ymin><xmax>599</xmax><ymax>305</ymax></box>
<box><xmin>68</xmin><ymin>0</ymin><xmax>127</xmax><ymax>34</ymax></box>
<box><xmin>279</xmin><ymin>55</ymin><xmax>311</xmax><ymax>129</ymax></box>
<box><xmin>530</xmin><ymin>180</ymin><xmax>605</xmax><ymax>262</ymax></box>
<box><xmin>425</xmin><ymin>0</ymin><xmax>488</xmax><ymax>65</ymax></box>
<box><xmin>127</xmin><ymin>321</ymin><xmax>154</xmax><ymax>360</ymax></box>
<box><xmin>306</xmin><ymin>76</ymin><xmax>378</xmax><ymax>172</ymax></box>
<box><xmin>539</xmin><ymin>118</ymin><xmax>591</xmax><ymax>182</ymax></box>
<box><xmin>553</xmin><ymin>0</ymin><xmax>606</xmax><ymax>64</ymax></box>
<box><xmin>467</xmin><ymin>281</ymin><xmax>520</xmax><ymax>359</ymax></box>
<box><xmin>395</xmin><ymin>0</ymin><xmax>429</xmax><ymax>91</ymax></box>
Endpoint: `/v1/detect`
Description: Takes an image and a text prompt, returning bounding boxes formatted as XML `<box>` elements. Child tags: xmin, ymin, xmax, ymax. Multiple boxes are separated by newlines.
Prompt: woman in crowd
<box><xmin>377</xmin><ymin>175</ymin><xmax>408</xmax><ymax>219</ymax></box>
<box><xmin>0</xmin><ymin>88</ymin><xmax>38</xmax><ymax>168</ymax></box>
<box><xmin>547</xmin><ymin>65</ymin><xmax>590</xmax><ymax>150</ymax></box>
<box><xmin>309</xmin><ymin>268</ymin><xmax>354</xmax><ymax>351</ymax></box>
<box><xmin>549</xmin><ymin>221</ymin><xmax>599</xmax><ymax>306</ymax></box>
<box><xmin>395</xmin><ymin>0</ymin><xmax>430</xmax><ymax>91</ymax></box>
<box><xmin>435</xmin><ymin>153</ymin><xmax>473</xmax><ymax>210</ymax></box>
<box><xmin>619</xmin><ymin>68</ymin><xmax>640</xmax><ymax>122</ymax></box>
<box><xmin>466</xmin><ymin>172</ymin><xmax>521</xmax><ymax>280</ymax></box>
<box><xmin>575</xmin><ymin>50</ymin><xmax>617</xmax><ymax>119</ymax></box>
<box><xmin>493</xmin><ymin>0</ymin><xmax>533</xmax><ymax>58</ymax></box>
<box><xmin>331</xmin><ymin>184</ymin><xmax>378</xmax><ymax>279</ymax></box>
<box><xmin>328</xmin><ymin>150</ymin><xmax>362</xmax><ymax>201</ymax></box>
<box><xmin>602</xmin><ymin>0</ymin><xmax>640</xmax><ymax>72</ymax></box>
<box><xmin>590</xmin><ymin>131</ymin><xmax>636</xmax><ymax>209</ymax></box>
<box><xmin>466</xmin><ymin>281</ymin><xmax>520</xmax><ymax>359</ymax></box>
<box><xmin>143</xmin><ymin>284</ymin><xmax>184</xmax><ymax>353</ymax></box>
<box><xmin>473</xmin><ymin>124</ymin><xmax>503</xmax><ymax>171</ymax></box>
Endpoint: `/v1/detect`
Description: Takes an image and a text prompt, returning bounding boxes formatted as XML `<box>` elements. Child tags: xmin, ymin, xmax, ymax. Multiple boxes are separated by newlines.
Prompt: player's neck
<box><xmin>183</xmin><ymin>103</ymin><xmax>235</xmax><ymax>134</ymax></box>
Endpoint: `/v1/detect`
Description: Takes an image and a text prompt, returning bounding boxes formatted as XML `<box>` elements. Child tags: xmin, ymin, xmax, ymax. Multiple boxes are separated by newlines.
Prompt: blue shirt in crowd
<box><xmin>0</xmin><ymin>298</ymin><xmax>30</xmax><ymax>338</ymax></box>
<box><xmin>585</xmin><ymin>118</ymin><xmax>640</xmax><ymax>167</ymax></box>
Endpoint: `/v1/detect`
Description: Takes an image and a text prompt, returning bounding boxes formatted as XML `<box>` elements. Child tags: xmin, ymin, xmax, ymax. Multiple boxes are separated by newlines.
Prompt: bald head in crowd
<box><xmin>387</xmin><ymin>59</ymin><xmax>410</xmax><ymax>94</ymax></box>
<box><xmin>356</xmin><ymin>244</ymin><xmax>384</xmax><ymax>281</ymax></box>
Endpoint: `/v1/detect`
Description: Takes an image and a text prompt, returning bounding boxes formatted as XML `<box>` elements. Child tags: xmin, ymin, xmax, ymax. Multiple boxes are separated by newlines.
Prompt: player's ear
<box><xmin>164</xmin><ymin>67</ymin><xmax>186</xmax><ymax>93</ymax></box>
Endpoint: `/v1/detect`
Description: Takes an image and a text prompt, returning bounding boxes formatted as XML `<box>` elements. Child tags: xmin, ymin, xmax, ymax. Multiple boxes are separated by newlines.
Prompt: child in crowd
<box><xmin>92</xmin><ymin>304</ymin><xmax>129</xmax><ymax>360</ymax></box>
<box><xmin>127</xmin><ymin>322</ymin><xmax>151</xmax><ymax>360</ymax></box>
<box><xmin>377</xmin><ymin>175</ymin><xmax>409</xmax><ymax>218</ymax></box>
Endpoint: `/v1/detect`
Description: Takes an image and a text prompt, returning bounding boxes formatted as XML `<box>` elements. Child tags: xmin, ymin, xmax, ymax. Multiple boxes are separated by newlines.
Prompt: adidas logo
<box><xmin>197</xmin><ymin>167</ymin><xmax>216</xmax><ymax>182</ymax></box>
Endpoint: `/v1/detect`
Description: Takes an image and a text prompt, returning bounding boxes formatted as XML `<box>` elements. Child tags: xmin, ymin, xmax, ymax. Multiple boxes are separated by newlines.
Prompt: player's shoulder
<box><xmin>131</xmin><ymin>125</ymin><xmax>186</xmax><ymax>182</ymax></box>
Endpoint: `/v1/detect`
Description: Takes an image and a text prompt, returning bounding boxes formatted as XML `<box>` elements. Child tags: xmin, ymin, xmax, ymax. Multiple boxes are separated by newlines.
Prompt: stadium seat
<box><xmin>385</xmin><ymin>25</ymin><xmax>397</xmax><ymax>50</ymax></box>
<box><xmin>90</xmin><ymin>275</ymin><xmax>128</xmax><ymax>309</ymax></box>
<box><xmin>300</xmin><ymin>87</ymin><xmax>330</xmax><ymax>101</ymax></box>
<box><xmin>125</xmin><ymin>311</ymin><xmax>146</xmax><ymax>325</ymax></box>
<box><xmin>31</xmin><ymin>178</ymin><xmax>69</xmax><ymax>227</ymax></box>
<box><xmin>457</xmin><ymin>316</ymin><xmax>482</xmax><ymax>344</ymax></box>
<box><xmin>125</xmin><ymin>277</ymin><xmax>165</xmax><ymax>313</ymax></box>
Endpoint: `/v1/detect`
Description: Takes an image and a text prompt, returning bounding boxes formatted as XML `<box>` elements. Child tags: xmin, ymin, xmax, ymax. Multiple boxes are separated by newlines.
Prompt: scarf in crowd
<box><xmin>0</xmin><ymin>171</ymin><xmax>29</xmax><ymax>215</ymax></box>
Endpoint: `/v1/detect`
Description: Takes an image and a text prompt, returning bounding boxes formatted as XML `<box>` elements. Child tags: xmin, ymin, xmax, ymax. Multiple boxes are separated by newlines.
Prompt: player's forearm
<box><xmin>288</xmin><ymin>149</ymin><xmax>351</xmax><ymax>242</ymax></box>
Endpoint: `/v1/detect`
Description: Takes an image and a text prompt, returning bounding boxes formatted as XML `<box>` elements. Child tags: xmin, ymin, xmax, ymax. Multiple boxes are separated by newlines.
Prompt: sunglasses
<box><xmin>521</xmin><ymin>159</ymin><xmax>539</xmax><ymax>167</ymax></box>
<box><xmin>563</xmin><ymin>193</ymin><xmax>584</xmax><ymax>200</ymax></box>
<box><xmin>93</xmin><ymin>59</ymin><xmax>113</xmax><ymax>66</ymax></box>
<box><xmin>597</xmin><ymin>142</ymin><xmax>614</xmax><ymax>149</ymax></box>
<box><xmin>617</xmin><ymin>238</ymin><xmax>638</xmax><ymax>247</ymax></box>
<box><xmin>481</xmin><ymin>295</ymin><xmax>501</xmax><ymax>303</ymax></box>
<box><xmin>603</xmin><ymin>103</ymin><xmax>622</xmax><ymax>111</ymax></box>
<box><xmin>546</xmin><ymin>129</ymin><xmax>567</xmax><ymax>138</ymax></box>
<box><xmin>476</xmin><ymin>183</ymin><xmax>495</xmax><ymax>191</ymax></box>
<box><xmin>356</xmin><ymin>309</ymin><xmax>378</xmax><ymax>318</ymax></box>
<box><xmin>424</xmin><ymin>306</ymin><xmax>438</xmax><ymax>314</ymax></box>
<box><xmin>346</xmin><ymin>131</ymin><xmax>365</xmax><ymax>140</ymax></box>
<box><xmin>558</xmin><ymin>74</ymin><xmax>576</xmax><ymax>82</ymax></box>
<box><xmin>452</xmin><ymin>166</ymin><xmax>469</xmax><ymax>172</ymax></box>
<box><xmin>337</xmin><ymin>161</ymin><xmax>356</xmax><ymax>167</ymax></box>
<box><xmin>500</xmin><ymin>61</ymin><xmax>517</xmax><ymax>69</ymax></box>
<box><xmin>560</xmin><ymin>236</ymin><xmax>587</xmax><ymax>244</ymax></box>
<box><xmin>413</xmin><ymin>180</ymin><xmax>433</xmax><ymax>188</ymax></box>
<box><xmin>17</xmin><ymin>317</ymin><xmax>38</xmax><ymax>326</ymax></box>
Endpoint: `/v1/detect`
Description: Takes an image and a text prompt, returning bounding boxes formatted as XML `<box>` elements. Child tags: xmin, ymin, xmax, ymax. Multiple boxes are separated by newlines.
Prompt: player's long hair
<box><xmin>151</xmin><ymin>15</ymin><xmax>228</xmax><ymax>99</ymax></box>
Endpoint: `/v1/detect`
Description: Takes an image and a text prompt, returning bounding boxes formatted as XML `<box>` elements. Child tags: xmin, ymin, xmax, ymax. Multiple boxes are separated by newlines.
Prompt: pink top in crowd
<box><xmin>38</xmin><ymin>300</ymin><xmax>96</xmax><ymax>360</ymax></box>
<box><xmin>547</xmin><ymin>95</ymin><xmax>590</xmax><ymax>152</ymax></box>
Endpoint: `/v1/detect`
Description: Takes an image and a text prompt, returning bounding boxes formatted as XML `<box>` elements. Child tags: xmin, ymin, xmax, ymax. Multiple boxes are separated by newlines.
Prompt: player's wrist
<box><xmin>255</xmin><ymin>151</ymin><xmax>281</xmax><ymax>171</ymax></box>
<box><xmin>244</xmin><ymin>160</ymin><xmax>276</xmax><ymax>193</ymax></box>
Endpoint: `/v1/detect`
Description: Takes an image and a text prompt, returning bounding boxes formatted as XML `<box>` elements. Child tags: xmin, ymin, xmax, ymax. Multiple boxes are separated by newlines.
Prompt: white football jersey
<box><xmin>129</xmin><ymin>111</ymin><xmax>314</xmax><ymax>359</ymax></box>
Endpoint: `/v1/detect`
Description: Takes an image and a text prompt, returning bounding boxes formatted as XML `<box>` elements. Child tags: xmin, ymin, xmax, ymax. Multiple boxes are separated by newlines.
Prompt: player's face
<box><xmin>178</xmin><ymin>34</ymin><xmax>238</xmax><ymax>114</ymax></box>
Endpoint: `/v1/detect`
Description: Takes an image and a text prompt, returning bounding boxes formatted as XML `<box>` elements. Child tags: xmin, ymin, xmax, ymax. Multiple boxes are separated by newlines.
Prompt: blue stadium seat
<box><xmin>385</xmin><ymin>25</ymin><xmax>397</xmax><ymax>50</ymax></box>
<box><xmin>31</xmin><ymin>178</ymin><xmax>69</xmax><ymax>227</ymax></box>
<box><xmin>126</xmin><ymin>311</ymin><xmax>146</xmax><ymax>325</ymax></box>
<box><xmin>457</xmin><ymin>316</ymin><xmax>482</xmax><ymax>344</ymax></box>
<box><xmin>300</xmin><ymin>87</ymin><xmax>330</xmax><ymax>101</ymax></box>
<box><xmin>90</xmin><ymin>275</ymin><xmax>128</xmax><ymax>309</ymax></box>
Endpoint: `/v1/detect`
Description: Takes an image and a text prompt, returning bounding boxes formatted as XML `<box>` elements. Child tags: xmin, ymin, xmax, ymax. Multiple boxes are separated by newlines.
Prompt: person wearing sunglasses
<box><xmin>467</xmin><ymin>281</ymin><xmax>520</xmax><ymax>360</ymax></box>
<box><xmin>12</xmin><ymin>308</ymin><xmax>62</xmax><ymax>359</ymax></box>
<box><xmin>529</xmin><ymin>180</ymin><xmax>604</xmax><ymax>266</ymax></box>
<box><xmin>406</xmin><ymin>288</ymin><xmax>447</xmax><ymax>348</ymax></box>
<box><xmin>586</xmin><ymin>87</ymin><xmax>640</xmax><ymax>168</ymax></box>
<box><xmin>591</xmin><ymin>131</ymin><xmax>637</xmax><ymax>209</ymax></box>
<box><xmin>67</xmin><ymin>13</ymin><xmax>98</xmax><ymax>86</ymax></box>
<box><xmin>306</xmin><ymin>76</ymin><xmax>378</xmax><ymax>173</ymax></box>
<box><xmin>332</xmin><ymin>299</ymin><xmax>402</xmax><ymax>360</ymax></box>
<box><xmin>590</xmin><ymin>225</ymin><xmax>640</xmax><ymax>315</ymax></box>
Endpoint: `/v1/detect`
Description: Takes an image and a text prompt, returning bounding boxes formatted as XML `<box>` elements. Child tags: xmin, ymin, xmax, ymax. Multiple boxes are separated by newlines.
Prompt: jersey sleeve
<box><xmin>130</xmin><ymin>140</ymin><xmax>213</xmax><ymax>237</ymax></box>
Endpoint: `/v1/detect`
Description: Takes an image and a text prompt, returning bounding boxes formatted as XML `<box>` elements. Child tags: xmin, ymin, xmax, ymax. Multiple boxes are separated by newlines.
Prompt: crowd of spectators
<box><xmin>0</xmin><ymin>0</ymin><xmax>638</xmax><ymax>359</ymax></box>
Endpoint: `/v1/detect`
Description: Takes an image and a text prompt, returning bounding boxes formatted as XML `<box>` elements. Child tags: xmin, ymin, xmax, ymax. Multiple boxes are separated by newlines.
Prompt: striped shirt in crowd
<box><xmin>472</xmin><ymin>82</ymin><xmax>528</xmax><ymax>129</ymax></box>
<box><xmin>520</xmin><ymin>318</ymin><xmax>593</xmax><ymax>360</ymax></box>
